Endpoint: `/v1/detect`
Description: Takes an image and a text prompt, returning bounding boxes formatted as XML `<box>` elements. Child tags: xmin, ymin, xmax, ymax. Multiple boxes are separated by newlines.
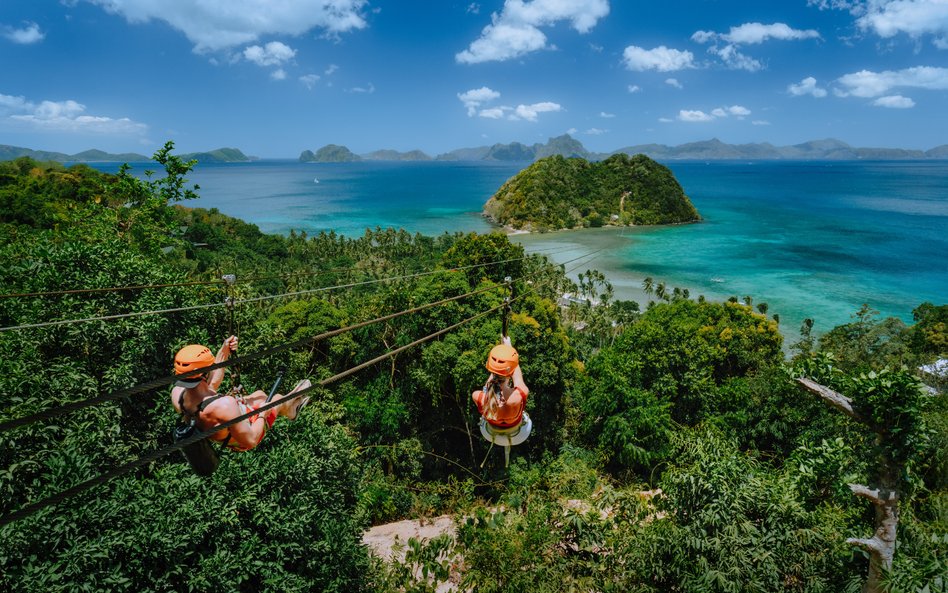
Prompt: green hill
<box><xmin>178</xmin><ymin>147</ymin><xmax>252</xmax><ymax>163</ymax></box>
<box><xmin>484</xmin><ymin>153</ymin><xmax>700</xmax><ymax>231</ymax></box>
<box><xmin>300</xmin><ymin>144</ymin><xmax>362</xmax><ymax>162</ymax></box>
<box><xmin>0</xmin><ymin>144</ymin><xmax>149</xmax><ymax>162</ymax></box>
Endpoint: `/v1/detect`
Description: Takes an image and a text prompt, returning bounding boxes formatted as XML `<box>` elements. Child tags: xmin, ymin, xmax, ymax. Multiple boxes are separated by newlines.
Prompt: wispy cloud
<box><xmin>299</xmin><ymin>74</ymin><xmax>321</xmax><ymax>89</ymax></box>
<box><xmin>584</xmin><ymin>127</ymin><xmax>606</xmax><ymax>135</ymax></box>
<box><xmin>270</xmin><ymin>68</ymin><xmax>287</xmax><ymax>80</ymax></box>
<box><xmin>676</xmin><ymin>104</ymin><xmax>752</xmax><ymax>122</ymax></box>
<box><xmin>85</xmin><ymin>0</ymin><xmax>368</xmax><ymax>52</ymax></box>
<box><xmin>835</xmin><ymin>65</ymin><xmax>948</xmax><ymax>97</ymax></box>
<box><xmin>810</xmin><ymin>0</ymin><xmax>948</xmax><ymax>47</ymax></box>
<box><xmin>752</xmin><ymin>120</ymin><xmax>772</xmax><ymax>125</ymax></box>
<box><xmin>665</xmin><ymin>78</ymin><xmax>683</xmax><ymax>89</ymax></box>
<box><xmin>348</xmin><ymin>82</ymin><xmax>375</xmax><ymax>94</ymax></box>
<box><xmin>0</xmin><ymin>92</ymin><xmax>147</xmax><ymax>135</ymax></box>
<box><xmin>623</xmin><ymin>45</ymin><xmax>695</xmax><ymax>71</ymax></box>
<box><xmin>873</xmin><ymin>94</ymin><xmax>916</xmax><ymax>108</ymax></box>
<box><xmin>513</xmin><ymin>101</ymin><xmax>562</xmax><ymax>121</ymax></box>
<box><xmin>2</xmin><ymin>22</ymin><xmax>45</xmax><ymax>44</ymax></box>
<box><xmin>458</xmin><ymin>86</ymin><xmax>502</xmax><ymax>116</ymax></box>
<box><xmin>243</xmin><ymin>41</ymin><xmax>296</xmax><ymax>67</ymax></box>
<box><xmin>457</xmin><ymin>0</ymin><xmax>609</xmax><ymax>63</ymax></box>
<box><xmin>678</xmin><ymin>110</ymin><xmax>714</xmax><ymax>122</ymax></box>
<box><xmin>456</xmin><ymin>88</ymin><xmax>562</xmax><ymax>121</ymax></box>
<box><xmin>627</xmin><ymin>84</ymin><xmax>641</xmax><ymax>93</ymax></box>
<box><xmin>788</xmin><ymin>76</ymin><xmax>828</xmax><ymax>97</ymax></box>
<box><xmin>599</xmin><ymin>111</ymin><xmax>615</xmax><ymax>118</ymax></box>
<box><xmin>692</xmin><ymin>22</ymin><xmax>820</xmax><ymax>71</ymax></box>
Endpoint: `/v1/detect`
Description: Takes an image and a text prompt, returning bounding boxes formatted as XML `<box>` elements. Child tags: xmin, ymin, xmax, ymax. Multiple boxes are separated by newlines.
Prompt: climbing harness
<box><xmin>477</xmin><ymin>277</ymin><xmax>533</xmax><ymax>467</ymax></box>
<box><xmin>174</xmin><ymin>368</ymin><xmax>287</xmax><ymax>476</ymax></box>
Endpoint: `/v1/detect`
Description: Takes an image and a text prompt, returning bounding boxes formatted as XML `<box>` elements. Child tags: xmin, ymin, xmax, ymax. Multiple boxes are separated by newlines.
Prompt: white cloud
<box><xmin>673</xmin><ymin>105</ymin><xmax>751</xmax><ymax>122</ymax></box>
<box><xmin>752</xmin><ymin>120</ymin><xmax>772</xmax><ymax>125</ymax></box>
<box><xmin>299</xmin><ymin>73</ymin><xmax>320</xmax><ymax>89</ymax></box>
<box><xmin>325</xmin><ymin>64</ymin><xmax>339</xmax><ymax>76</ymax></box>
<box><xmin>1</xmin><ymin>93</ymin><xmax>147</xmax><ymax>135</ymax></box>
<box><xmin>809</xmin><ymin>1</ymin><xmax>948</xmax><ymax>47</ymax></box>
<box><xmin>457</xmin><ymin>0</ymin><xmax>610</xmax><ymax>63</ymax></box>
<box><xmin>513</xmin><ymin>101</ymin><xmax>562</xmax><ymax>121</ymax></box>
<box><xmin>585</xmin><ymin>127</ymin><xmax>606</xmax><ymax>135</ymax></box>
<box><xmin>722</xmin><ymin>22</ymin><xmax>821</xmax><ymax>44</ymax></box>
<box><xmin>710</xmin><ymin>105</ymin><xmax>751</xmax><ymax>118</ymax></box>
<box><xmin>566</xmin><ymin>127</ymin><xmax>578</xmax><ymax>134</ymax></box>
<box><xmin>788</xmin><ymin>76</ymin><xmax>828</xmax><ymax>97</ymax></box>
<box><xmin>270</xmin><ymin>68</ymin><xmax>287</xmax><ymax>80</ymax></box>
<box><xmin>479</xmin><ymin>107</ymin><xmax>507</xmax><ymax>119</ymax></box>
<box><xmin>2</xmin><ymin>22</ymin><xmax>45</xmax><ymax>44</ymax></box>
<box><xmin>708</xmin><ymin>44</ymin><xmax>762</xmax><ymax>71</ymax></box>
<box><xmin>873</xmin><ymin>94</ymin><xmax>916</xmax><ymax>107</ymax></box>
<box><xmin>678</xmin><ymin>110</ymin><xmax>714</xmax><ymax>122</ymax></box>
<box><xmin>623</xmin><ymin>45</ymin><xmax>695</xmax><ymax>71</ymax></box>
<box><xmin>857</xmin><ymin>0</ymin><xmax>948</xmax><ymax>41</ymax></box>
<box><xmin>458</xmin><ymin>86</ymin><xmax>501</xmax><ymax>116</ymax></box>
<box><xmin>600</xmin><ymin>111</ymin><xmax>615</xmax><ymax>118</ymax></box>
<box><xmin>243</xmin><ymin>41</ymin><xmax>296</xmax><ymax>66</ymax></box>
<box><xmin>348</xmin><ymin>82</ymin><xmax>375</xmax><ymax>93</ymax></box>
<box><xmin>665</xmin><ymin>78</ymin><xmax>683</xmax><ymax>88</ymax></box>
<box><xmin>692</xmin><ymin>22</ymin><xmax>820</xmax><ymax>71</ymax></box>
<box><xmin>658</xmin><ymin>117</ymin><xmax>674</xmax><ymax>123</ymax></box>
<box><xmin>86</xmin><ymin>0</ymin><xmax>368</xmax><ymax>52</ymax></box>
<box><xmin>835</xmin><ymin>65</ymin><xmax>948</xmax><ymax>97</ymax></box>
<box><xmin>627</xmin><ymin>84</ymin><xmax>641</xmax><ymax>93</ymax></box>
<box><xmin>467</xmin><ymin>3</ymin><xmax>481</xmax><ymax>15</ymax></box>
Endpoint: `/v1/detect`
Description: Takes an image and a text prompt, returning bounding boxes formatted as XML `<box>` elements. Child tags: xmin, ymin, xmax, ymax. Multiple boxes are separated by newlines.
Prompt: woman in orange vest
<box><xmin>472</xmin><ymin>337</ymin><xmax>529</xmax><ymax>429</ymax></box>
<box><xmin>170</xmin><ymin>335</ymin><xmax>310</xmax><ymax>451</ymax></box>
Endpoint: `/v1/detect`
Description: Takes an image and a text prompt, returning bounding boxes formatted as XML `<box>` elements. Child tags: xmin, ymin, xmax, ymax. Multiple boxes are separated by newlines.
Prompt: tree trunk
<box><xmin>847</xmin><ymin>484</ymin><xmax>899</xmax><ymax>593</ymax></box>
<box><xmin>796</xmin><ymin>378</ymin><xmax>901</xmax><ymax>593</ymax></box>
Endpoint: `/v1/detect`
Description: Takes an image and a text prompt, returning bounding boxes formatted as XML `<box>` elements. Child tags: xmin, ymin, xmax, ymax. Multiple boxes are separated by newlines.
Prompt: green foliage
<box><xmin>485</xmin><ymin>153</ymin><xmax>700</xmax><ymax>231</ymax></box>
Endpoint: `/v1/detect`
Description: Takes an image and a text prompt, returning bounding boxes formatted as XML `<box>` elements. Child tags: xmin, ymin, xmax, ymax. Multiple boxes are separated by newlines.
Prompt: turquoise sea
<box><xmin>99</xmin><ymin>159</ymin><xmax>947</xmax><ymax>338</ymax></box>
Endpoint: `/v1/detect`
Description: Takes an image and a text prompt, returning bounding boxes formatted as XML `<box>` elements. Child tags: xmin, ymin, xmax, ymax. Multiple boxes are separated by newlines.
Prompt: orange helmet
<box><xmin>486</xmin><ymin>344</ymin><xmax>519</xmax><ymax>377</ymax></box>
<box><xmin>174</xmin><ymin>344</ymin><xmax>214</xmax><ymax>387</ymax></box>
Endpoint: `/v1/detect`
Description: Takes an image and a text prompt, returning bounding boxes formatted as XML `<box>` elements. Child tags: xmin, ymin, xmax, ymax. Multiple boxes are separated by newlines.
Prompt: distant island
<box><xmin>441</xmin><ymin>135</ymin><xmax>948</xmax><ymax>162</ymax></box>
<box><xmin>0</xmin><ymin>145</ymin><xmax>150</xmax><ymax>162</ymax></box>
<box><xmin>7</xmin><ymin>136</ymin><xmax>948</xmax><ymax>166</ymax></box>
<box><xmin>484</xmin><ymin>153</ymin><xmax>700</xmax><ymax>232</ymax></box>
<box><xmin>0</xmin><ymin>144</ymin><xmax>253</xmax><ymax>163</ymax></box>
<box><xmin>299</xmin><ymin>144</ymin><xmax>362</xmax><ymax>162</ymax></box>
<box><xmin>178</xmin><ymin>147</ymin><xmax>253</xmax><ymax>163</ymax></box>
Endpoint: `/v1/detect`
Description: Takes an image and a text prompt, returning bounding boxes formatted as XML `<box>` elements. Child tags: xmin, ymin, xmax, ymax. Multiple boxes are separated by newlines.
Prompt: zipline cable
<box><xmin>0</xmin><ymin>300</ymin><xmax>514</xmax><ymax>529</ymax></box>
<box><xmin>0</xmin><ymin>244</ymin><xmax>575</xmax><ymax>300</ymax></box>
<box><xmin>0</xmin><ymin>246</ymin><xmax>606</xmax><ymax>433</ymax></box>
<box><xmin>0</xmin><ymin>281</ymin><xmax>510</xmax><ymax>434</ymax></box>
<box><xmin>0</xmin><ymin>252</ymin><xmax>550</xmax><ymax>332</ymax></box>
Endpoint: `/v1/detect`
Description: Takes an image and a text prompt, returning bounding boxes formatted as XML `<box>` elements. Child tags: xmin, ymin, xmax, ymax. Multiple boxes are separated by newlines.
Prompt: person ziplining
<box><xmin>472</xmin><ymin>335</ymin><xmax>533</xmax><ymax>467</ymax></box>
<box><xmin>171</xmin><ymin>336</ymin><xmax>311</xmax><ymax>472</ymax></box>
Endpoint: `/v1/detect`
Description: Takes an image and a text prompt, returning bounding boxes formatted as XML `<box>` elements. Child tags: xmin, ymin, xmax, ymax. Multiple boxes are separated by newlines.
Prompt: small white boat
<box><xmin>313</xmin><ymin>177</ymin><xmax>319</xmax><ymax>183</ymax></box>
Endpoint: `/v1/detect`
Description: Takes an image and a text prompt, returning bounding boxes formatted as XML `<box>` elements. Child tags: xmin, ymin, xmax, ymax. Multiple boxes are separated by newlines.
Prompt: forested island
<box><xmin>0</xmin><ymin>144</ymin><xmax>945</xmax><ymax>592</ymax></box>
<box><xmin>484</xmin><ymin>153</ymin><xmax>701</xmax><ymax>231</ymax></box>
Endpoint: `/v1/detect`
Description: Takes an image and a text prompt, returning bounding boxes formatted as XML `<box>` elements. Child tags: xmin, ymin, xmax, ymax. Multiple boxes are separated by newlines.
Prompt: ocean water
<box><xmin>98</xmin><ymin>159</ymin><xmax>947</xmax><ymax>337</ymax></box>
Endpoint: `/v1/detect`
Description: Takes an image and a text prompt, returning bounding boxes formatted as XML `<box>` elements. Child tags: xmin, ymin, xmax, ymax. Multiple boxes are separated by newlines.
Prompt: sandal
<box><xmin>288</xmin><ymin>379</ymin><xmax>312</xmax><ymax>420</ymax></box>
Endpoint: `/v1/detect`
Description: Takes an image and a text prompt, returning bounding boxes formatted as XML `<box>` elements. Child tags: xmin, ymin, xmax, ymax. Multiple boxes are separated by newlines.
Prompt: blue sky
<box><xmin>1</xmin><ymin>0</ymin><xmax>947</xmax><ymax>157</ymax></box>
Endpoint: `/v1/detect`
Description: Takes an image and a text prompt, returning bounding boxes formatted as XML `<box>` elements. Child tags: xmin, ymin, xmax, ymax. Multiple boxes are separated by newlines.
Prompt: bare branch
<box><xmin>847</xmin><ymin>536</ymin><xmax>884</xmax><ymax>554</ymax></box>
<box><xmin>796</xmin><ymin>377</ymin><xmax>865</xmax><ymax>423</ymax></box>
<box><xmin>849</xmin><ymin>484</ymin><xmax>898</xmax><ymax>505</ymax></box>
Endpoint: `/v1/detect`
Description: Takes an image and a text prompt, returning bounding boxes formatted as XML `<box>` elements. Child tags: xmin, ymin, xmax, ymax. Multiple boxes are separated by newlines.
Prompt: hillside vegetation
<box><xmin>484</xmin><ymin>153</ymin><xmax>701</xmax><ymax>231</ymax></box>
<box><xmin>0</xmin><ymin>144</ymin><xmax>944</xmax><ymax>593</ymax></box>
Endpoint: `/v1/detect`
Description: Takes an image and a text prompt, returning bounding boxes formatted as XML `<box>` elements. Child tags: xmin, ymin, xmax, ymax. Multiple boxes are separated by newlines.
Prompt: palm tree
<box><xmin>642</xmin><ymin>276</ymin><xmax>654</xmax><ymax>295</ymax></box>
<box><xmin>655</xmin><ymin>282</ymin><xmax>667</xmax><ymax>301</ymax></box>
<box><xmin>757</xmin><ymin>302</ymin><xmax>769</xmax><ymax>315</ymax></box>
